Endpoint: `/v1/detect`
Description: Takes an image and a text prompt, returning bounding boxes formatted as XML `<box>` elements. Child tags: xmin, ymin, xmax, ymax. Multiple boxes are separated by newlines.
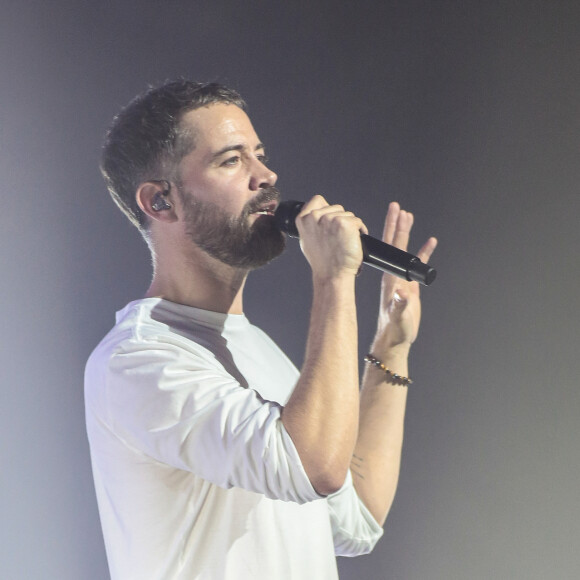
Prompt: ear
<box><xmin>136</xmin><ymin>181</ymin><xmax>178</xmax><ymax>224</ymax></box>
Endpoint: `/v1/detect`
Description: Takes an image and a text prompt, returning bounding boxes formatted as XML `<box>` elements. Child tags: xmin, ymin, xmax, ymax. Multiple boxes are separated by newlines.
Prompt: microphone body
<box><xmin>274</xmin><ymin>200</ymin><xmax>437</xmax><ymax>286</ymax></box>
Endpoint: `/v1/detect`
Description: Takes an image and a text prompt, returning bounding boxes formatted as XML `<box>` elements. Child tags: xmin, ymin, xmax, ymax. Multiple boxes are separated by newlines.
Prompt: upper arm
<box><xmin>98</xmin><ymin>336</ymin><xmax>322</xmax><ymax>504</ymax></box>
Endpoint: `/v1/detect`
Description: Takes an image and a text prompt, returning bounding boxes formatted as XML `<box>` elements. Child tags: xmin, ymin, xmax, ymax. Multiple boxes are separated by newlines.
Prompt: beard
<box><xmin>180</xmin><ymin>186</ymin><xmax>286</xmax><ymax>270</ymax></box>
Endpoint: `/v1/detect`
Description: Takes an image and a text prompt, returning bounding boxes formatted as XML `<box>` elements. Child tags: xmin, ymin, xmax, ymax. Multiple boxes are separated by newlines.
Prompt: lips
<box><xmin>251</xmin><ymin>201</ymin><xmax>277</xmax><ymax>216</ymax></box>
<box><xmin>246</xmin><ymin>186</ymin><xmax>281</xmax><ymax>218</ymax></box>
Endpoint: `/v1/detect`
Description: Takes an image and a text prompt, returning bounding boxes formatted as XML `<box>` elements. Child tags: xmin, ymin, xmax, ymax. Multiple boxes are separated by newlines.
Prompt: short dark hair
<box><xmin>100</xmin><ymin>80</ymin><xmax>246</xmax><ymax>231</ymax></box>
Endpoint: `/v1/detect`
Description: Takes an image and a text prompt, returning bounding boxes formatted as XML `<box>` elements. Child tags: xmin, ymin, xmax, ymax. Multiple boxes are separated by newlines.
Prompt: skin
<box><xmin>135</xmin><ymin>102</ymin><xmax>437</xmax><ymax>523</ymax></box>
<box><xmin>352</xmin><ymin>204</ymin><xmax>437</xmax><ymax>524</ymax></box>
<box><xmin>138</xmin><ymin>104</ymin><xmax>278</xmax><ymax>313</ymax></box>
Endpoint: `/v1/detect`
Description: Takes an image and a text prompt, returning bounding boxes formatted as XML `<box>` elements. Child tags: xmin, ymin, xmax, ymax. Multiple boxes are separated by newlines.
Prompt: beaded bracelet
<box><xmin>364</xmin><ymin>354</ymin><xmax>413</xmax><ymax>386</ymax></box>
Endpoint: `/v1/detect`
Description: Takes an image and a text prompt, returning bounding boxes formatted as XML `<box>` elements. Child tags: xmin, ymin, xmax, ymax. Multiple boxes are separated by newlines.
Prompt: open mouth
<box><xmin>251</xmin><ymin>202</ymin><xmax>277</xmax><ymax>216</ymax></box>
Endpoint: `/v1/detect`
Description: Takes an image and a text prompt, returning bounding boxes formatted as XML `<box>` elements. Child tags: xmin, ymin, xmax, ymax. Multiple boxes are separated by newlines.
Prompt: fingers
<box><xmin>296</xmin><ymin>195</ymin><xmax>369</xmax><ymax>277</ymax></box>
<box><xmin>299</xmin><ymin>195</ymin><xmax>368</xmax><ymax>234</ymax></box>
<box><xmin>382</xmin><ymin>202</ymin><xmax>413</xmax><ymax>251</ymax></box>
<box><xmin>378</xmin><ymin>202</ymin><xmax>437</xmax><ymax>308</ymax></box>
<box><xmin>299</xmin><ymin>194</ymin><xmax>330</xmax><ymax>214</ymax></box>
<box><xmin>382</xmin><ymin>203</ymin><xmax>437</xmax><ymax>267</ymax></box>
<box><xmin>393</xmin><ymin>211</ymin><xmax>413</xmax><ymax>250</ymax></box>
<box><xmin>382</xmin><ymin>202</ymin><xmax>400</xmax><ymax>244</ymax></box>
<box><xmin>417</xmin><ymin>237</ymin><xmax>438</xmax><ymax>264</ymax></box>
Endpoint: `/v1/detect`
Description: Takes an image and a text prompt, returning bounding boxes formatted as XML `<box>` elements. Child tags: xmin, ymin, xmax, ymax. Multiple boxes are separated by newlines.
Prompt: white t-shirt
<box><xmin>85</xmin><ymin>298</ymin><xmax>382</xmax><ymax>579</ymax></box>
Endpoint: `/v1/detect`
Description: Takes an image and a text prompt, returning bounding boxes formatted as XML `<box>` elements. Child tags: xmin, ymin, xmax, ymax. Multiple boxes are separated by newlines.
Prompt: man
<box><xmin>85</xmin><ymin>80</ymin><xmax>437</xmax><ymax>579</ymax></box>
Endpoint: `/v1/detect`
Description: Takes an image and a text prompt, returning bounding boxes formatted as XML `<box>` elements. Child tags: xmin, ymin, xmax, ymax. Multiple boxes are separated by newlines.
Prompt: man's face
<box><xmin>175</xmin><ymin>104</ymin><xmax>285</xmax><ymax>269</ymax></box>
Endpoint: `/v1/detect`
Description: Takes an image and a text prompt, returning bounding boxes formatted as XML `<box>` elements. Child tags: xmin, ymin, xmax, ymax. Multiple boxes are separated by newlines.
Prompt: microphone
<box><xmin>274</xmin><ymin>200</ymin><xmax>437</xmax><ymax>286</ymax></box>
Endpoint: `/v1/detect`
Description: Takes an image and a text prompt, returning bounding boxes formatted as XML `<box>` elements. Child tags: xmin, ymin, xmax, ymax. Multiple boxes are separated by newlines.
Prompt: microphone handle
<box><xmin>360</xmin><ymin>233</ymin><xmax>436</xmax><ymax>286</ymax></box>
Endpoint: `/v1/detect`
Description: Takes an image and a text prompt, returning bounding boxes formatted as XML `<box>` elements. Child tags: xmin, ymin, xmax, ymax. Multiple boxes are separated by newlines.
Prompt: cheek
<box><xmin>208</xmin><ymin>175</ymin><xmax>252</xmax><ymax>208</ymax></box>
<box><xmin>183</xmin><ymin>175</ymin><xmax>224</xmax><ymax>202</ymax></box>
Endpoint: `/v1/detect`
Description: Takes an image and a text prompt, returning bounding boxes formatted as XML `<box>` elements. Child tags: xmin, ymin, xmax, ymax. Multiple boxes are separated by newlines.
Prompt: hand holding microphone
<box><xmin>274</xmin><ymin>200</ymin><xmax>437</xmax><ymax>286</ymax></box>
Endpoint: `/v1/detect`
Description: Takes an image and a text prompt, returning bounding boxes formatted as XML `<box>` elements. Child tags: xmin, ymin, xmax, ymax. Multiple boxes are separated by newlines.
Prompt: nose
<box><xmin>249</xmin><ymin>158</ymin><xmax>277</xmax><ymax>191</ymax></box>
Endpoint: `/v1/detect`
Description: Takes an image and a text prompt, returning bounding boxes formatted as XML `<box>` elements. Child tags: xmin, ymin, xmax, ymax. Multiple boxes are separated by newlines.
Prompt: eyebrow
<box><xmin>211</xmin><ymin>142</ymin><xmax>265</xmax><ymax>161</ymax></box>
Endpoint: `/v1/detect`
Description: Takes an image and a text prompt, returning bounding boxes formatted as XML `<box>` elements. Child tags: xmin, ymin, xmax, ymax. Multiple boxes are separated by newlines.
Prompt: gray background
<box><xmin>1</xmin><ymin>1</ymin><xmax>579</xmax><ymax>578</ymax></box>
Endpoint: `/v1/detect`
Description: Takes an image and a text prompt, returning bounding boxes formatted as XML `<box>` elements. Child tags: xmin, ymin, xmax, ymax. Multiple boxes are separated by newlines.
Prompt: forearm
<box><xmin>351</xmin><ymin>344</ymin><xmax>410</xmax><ymax>525</ymax></box>
<box><xmin>348</xmin><ymin>201</ymin><xmax>436</xmax><ymax>525</ymax></box>
<box><xmin>282</xmin><ymin>273</ymin><xmax>360</xmax><ymax>496</ymax></box>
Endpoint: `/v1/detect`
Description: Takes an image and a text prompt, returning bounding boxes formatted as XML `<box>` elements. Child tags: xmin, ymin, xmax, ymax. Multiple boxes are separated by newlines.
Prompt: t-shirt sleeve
<box><xmin>326</xmin><ymin>470</ymin><xmax>384</xmax><ymax>556</ymax></box>
<box><xmin>97</xmin><ymin>333</ymin><xmax>323</xmax><ymax>505</ymax></box>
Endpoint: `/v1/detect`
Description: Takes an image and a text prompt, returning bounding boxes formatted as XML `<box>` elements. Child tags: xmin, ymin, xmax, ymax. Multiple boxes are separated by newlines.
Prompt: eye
<box><xmin>221</xmin><ymin>155</ymin><xmax>240</xmax><ymax>167</ymax></box>
<box><xmin>257</xmin><ymin>153</ymin><xmax>270</xmax><ymax>165</ymax></box>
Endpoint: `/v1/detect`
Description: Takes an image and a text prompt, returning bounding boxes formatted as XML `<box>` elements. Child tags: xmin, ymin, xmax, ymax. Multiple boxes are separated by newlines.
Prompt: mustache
<box><xmin>244</xmin><ymin>186</ymin><xmax>281</xmax><ymax>215</ymax></box>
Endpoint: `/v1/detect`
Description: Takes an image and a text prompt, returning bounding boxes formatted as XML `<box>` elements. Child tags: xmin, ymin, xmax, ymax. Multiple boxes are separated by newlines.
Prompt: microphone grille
<box><xmin>274</xmin><ymin>200</ymin><xmax>304</xmax><ymax>238</ymax></box>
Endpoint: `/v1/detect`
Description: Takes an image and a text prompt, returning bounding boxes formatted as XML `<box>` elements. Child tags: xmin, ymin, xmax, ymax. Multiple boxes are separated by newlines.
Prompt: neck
<box><xmin>145</xmin><ymin>241</ymin><xmax>249</xmax><ymax>315</ymax></box>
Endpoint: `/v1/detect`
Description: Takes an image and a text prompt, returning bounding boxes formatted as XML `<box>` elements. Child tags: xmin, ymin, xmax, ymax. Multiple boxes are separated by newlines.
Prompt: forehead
<box><xmin>180</xmin><ymin>103</ymin><xmax>259</xmax><ymax>149</ymax></box>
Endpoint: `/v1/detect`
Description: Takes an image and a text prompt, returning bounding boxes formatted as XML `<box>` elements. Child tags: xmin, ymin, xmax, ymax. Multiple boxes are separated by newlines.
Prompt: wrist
<box><xmin>312</xmin><ymin>270</ymin><xmax>358</xmax><ymax>288</ymax></box>
<box><xmin>363</xmin><ymin>353</ymin><xmax>412</xmax><ymax>386</ymax></box>
<box><xmin>370</xmin><ymin>336</ymin><xmax>412</xmax><ymax>362</ymax></box>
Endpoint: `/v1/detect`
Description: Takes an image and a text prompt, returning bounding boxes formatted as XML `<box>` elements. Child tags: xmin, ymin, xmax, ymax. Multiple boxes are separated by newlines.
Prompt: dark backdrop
<box><xmin>1</xmin><ymin>2</ymin><xmax>579</xmax><ymax>578</ymax></box>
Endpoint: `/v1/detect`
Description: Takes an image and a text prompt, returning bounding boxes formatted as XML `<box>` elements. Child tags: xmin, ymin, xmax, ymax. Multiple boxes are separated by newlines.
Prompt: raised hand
<box><xmin>373</xmin><ymin>202</ymin><xmax>437</xmax><ymax>354</ymax></box>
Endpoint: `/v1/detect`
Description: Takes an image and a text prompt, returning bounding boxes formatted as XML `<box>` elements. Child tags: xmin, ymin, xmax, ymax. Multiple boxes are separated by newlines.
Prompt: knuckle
<box><xmin>311</xmin><ymin>194</ymin><xmax>328</xmax><ymax>205</ymax></box>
